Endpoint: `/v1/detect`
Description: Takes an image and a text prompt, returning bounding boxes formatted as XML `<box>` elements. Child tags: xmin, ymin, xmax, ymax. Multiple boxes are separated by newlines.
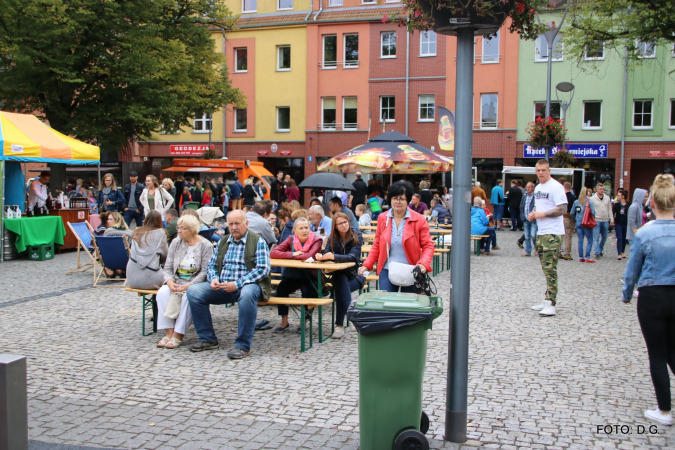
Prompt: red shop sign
<box><xmin>170</xmin><ymin>145</ymin><xmax>214</xmax><ymax>156</ymax></box>
<box><xmin>257</xmin><ymin>151</ymin><xmax>270</xmax><ymax>156</ymax></box>
<box><xmin>280</xmin><ymin>150</ymin><xmax>292</xmax><ymax>156</ymax></box>
<box><xmin>665</xmin><ymin>150</ymin><xmax>675</xmax><ymax>157</ymax></box>
<box><xmin>649</xmin><ymin>150</ymin><xmax>661</xmax><ymax>158</ymax></box>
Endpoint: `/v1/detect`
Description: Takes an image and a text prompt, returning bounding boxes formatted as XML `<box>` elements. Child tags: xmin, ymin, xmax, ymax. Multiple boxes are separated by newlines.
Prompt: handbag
<box><xmin>164</xmin><ymin>291</ymin><xmax>183</xmax><ymax>319</ymax></box>
<box><xmin>387</xmin><ymin>242</ymin><xmax>416</xmax><ymax>287</ymax></box>
<box><xmin>581</xmin><ymin>199</ymin><xmax>597</xmax><ymax>229</ymax></box>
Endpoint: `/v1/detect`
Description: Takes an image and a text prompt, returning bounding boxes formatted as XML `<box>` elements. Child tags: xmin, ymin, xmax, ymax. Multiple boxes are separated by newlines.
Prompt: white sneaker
<box><xmin>348</xmin><ymin>322</ymin><xmax>356</xmax><ymax>332</ymax></box>
<box><xmin>531</xmin><ymin>301</ymin><xmax>548</xmax><ymax>311</ymax></box>
<box><xmin>332</xmin><ymin>326</ymin><xmax>345</xmax><ymax>339</ymax></box>
<box><xmin>645</xmin><ymin>408</ymin><xmax>673</xmax><ymax>426</ymax></box>
<box><xmin>539</xmin><ymin>304</ymin><xmax>556</xmax><ymax>316</ymax></box>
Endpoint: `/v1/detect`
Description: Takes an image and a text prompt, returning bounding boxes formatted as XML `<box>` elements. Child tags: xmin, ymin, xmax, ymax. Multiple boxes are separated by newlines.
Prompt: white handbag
<box><xmin>386</xmin><ymin>243</ymin><xmax>415</xmax><ymax>287</ymax></box>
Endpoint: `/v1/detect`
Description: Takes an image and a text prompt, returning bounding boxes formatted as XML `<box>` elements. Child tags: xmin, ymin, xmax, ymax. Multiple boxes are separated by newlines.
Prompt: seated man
<box><xmin>308</xmin><ymin>205</ymin><xmax>332</xmax><ymax>233</ymax></box>
<box><xmin>470</xmin><ymin>197</ymin><xmax>499</xmax><ymax>255</ymax></box>
<box><xmin>164</xmin><ymin>208</ymin><xmax>179</xmax><ymax>242</ymax></box>
<box><xmin>247</xmin><ymin>202</ymin><xmax>277</xmax><ymax>246</ymax></box>
<box><xmin>186</xmin><ymin>210</ymin><xmax>272</xmax><ymax>359</ymax></box>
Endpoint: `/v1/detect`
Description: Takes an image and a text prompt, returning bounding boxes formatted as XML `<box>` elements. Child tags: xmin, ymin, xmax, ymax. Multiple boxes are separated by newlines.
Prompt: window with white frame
<box><xmin>535</xmin><ymin>34</ymin><xmax>563</xmax><ymax>61</ymax></box>
<box><xmin>235</xmin><ymin>48</ymin><xmax>247</xmax><ymax>72</ymax></box>
<box><xmin>278</xmin><ymin>0</ymin><xmax>292</xmax><ymax>9</ymax></box>
<box><xmin>328</xmin><ymin>0</ymin><xmax>342</xmax><ymax>6</ymax></box>
<box><xmin>582</xmin><ymin>101</ymin><xmax>602</xmax><ymax>129</ymax></box>
<box><xmin>381</xmin><ymin>32</ymin><xmax>397</xmax><ymax>58</ymax></box>
<box><xmin>480</xmin><ymin>94</ymin><xmax>498</xmax><ymax>128</ymax></box>
<box><xmin>420</xmin><ymin>31</ymin><xmax>437</xmax><ymax>56</ymax></box>
<box><xmin>242</xmin><ymin>0</ymin><xmax>256</xmax><ymax>12</ymax></box>
<box><xmin>277</xmin><ymin>107</ymin><xmax>290</xmax><ymax>131</ymax></box>
<box><xmin>585</xmin><ymin>41</ymin><xmax>604</xmax><ymax>60</ymax></box>
<box><xmin>534</xmin><ymin>101</ymin><xmax>562</xmax><ymax>120</ymax></box>
<box><xmin>419</xmin><ymin>95</ymin><xmax>435</xmax><ymax>121</ymax></box>
<box><xmin>482</xmin><ymin>31</ymin><xmax>499</xmax><ymax>63</ymax></box>
<box><xmin>670</xmin><ymin>100</ymin><xmax>675</xmax><ymax>128</ymax></box>
<box><xmin>322</xmin><ymin>98</ymin><xmax>336</xmax><ymax>129</ymax></box>
<box><xmin>380</xmin><ymin>96</ymin><xmax>395</xmax><ymax>121</ymax></box>
<box><xmin>278</xmin><ymin>46</ymin><xmax>291</xmax><ymax>70</ymax></box>
<box><xmin>323</xmin><ymin>35</ymin><xmax>337</xmax><ymax>68</ymax></box>
<box><xmin>234</xmin><ymin>108</ymin><xmax>247</xmax><ymax>132</ymax></box>
<box><xmin>636</xmin><ymin>39</ymin><xmax>656</xmax><ymax>58</ymax></box>
<box><xmin>194</xmin><ymin>113</ymin><xmax>212</xmax><ymax>132</ymax></box>
<box><xmin>344</xmin><ymin>34</ymin><xmax>359</xmax><ymax>67</ymax></box>
<box><xmin>633</xmin><ymin>100</ymin><xmax>653</xmax><ymax>129</ymax></box>
<box><xmin>343</xmin><ymin>97</ymin><xmax>358</xmax><ymax>129</ymax></box>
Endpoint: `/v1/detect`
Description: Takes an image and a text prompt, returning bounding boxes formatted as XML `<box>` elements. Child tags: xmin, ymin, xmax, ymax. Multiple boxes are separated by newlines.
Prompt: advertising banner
<box><xmin>170</xmin><ymin>145</ymin><xmax>214</xmax><ymax>156</ymax></box>
<box><xmin>437</xmin><ymin>107</ymin><xmax>455</xmax><ymax>152</ymax></box>
<box><xmin>523</xmin><ymin>143</ymin><xmax>608</xmax><ymax>159</ymax></box>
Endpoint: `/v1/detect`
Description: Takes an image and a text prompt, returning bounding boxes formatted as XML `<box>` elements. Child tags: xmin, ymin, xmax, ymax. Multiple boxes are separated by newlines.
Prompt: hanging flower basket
<box><xmin>526</xmin><ymin>116</ymin><xmax>567</xmax><ymax>149</ymax></box>
<box><xmin>551</xmin><ymin>149</ymin><xmax>576</xmax><ymax>168</ymax></box>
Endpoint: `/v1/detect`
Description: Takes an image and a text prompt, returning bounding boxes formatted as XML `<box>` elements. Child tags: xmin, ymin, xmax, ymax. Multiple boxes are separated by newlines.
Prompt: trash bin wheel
<box><xmin>420</xmin><ymin>411</ymin><xmax>429</xmax><ymax>434</ymax></box>
<box><xmin>394</xmin><ymin>430</ymin><xmax>429</xmax><ymax>450</ymax></box>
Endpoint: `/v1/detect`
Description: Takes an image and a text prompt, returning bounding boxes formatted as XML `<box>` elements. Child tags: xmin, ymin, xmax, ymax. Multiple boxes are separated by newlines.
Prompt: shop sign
<box><xmin>78</xmin><ymin>211</ymin><xmax>85</xmax><ymax>219</ymax></box>
<box><xmin>170</xmin><ymin>145</ymin><xmax>214</xmax><ymax>156</ymax></box>
<box><xmin>649</xmin><ymin>150</ymin><xmax>662</xmax><ymax>158</ymax></box>
<box><xmin>257</xmin><ymin>151</ymin><xmax>269</xmax><ymax>156</ymax></box>
<box><xmin>665</xmin><ymin>150</ymin><xmax>675</xmax><ymax>157</ymax></box>
<box><xmin>523</xmin><ymin>143</ymin><xmax>608</xmax><ymax>159</ymax></box>
<box><xmin>280</xmin><ymin>150</ymin><xmax>292</xmax><ymax>156</ymax></box>
<box><xmin>271</xmin><ymin>143</ymin><xmax>278</xmax><ymax>153</ymax></box>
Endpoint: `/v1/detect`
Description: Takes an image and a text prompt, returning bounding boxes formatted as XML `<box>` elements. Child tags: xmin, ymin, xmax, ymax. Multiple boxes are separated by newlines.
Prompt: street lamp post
<box><xmin>556</xmin><ymin>81</ymin><xmax>575</xmax><ymax>152</ymax></box>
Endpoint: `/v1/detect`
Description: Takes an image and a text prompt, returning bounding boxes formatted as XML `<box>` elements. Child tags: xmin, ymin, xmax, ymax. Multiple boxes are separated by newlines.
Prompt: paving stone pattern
<box><xmin>2</xmin><ymin>231</ymin><xmax>674</xmax><ymax>449</ymax></box>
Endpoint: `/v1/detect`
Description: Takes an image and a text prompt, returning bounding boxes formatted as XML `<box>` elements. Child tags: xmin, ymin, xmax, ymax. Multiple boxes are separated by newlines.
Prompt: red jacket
<box><xmin>363</xmin><ymin>209</ymin><xmax>435</xmax><ymax>275</ymax></box>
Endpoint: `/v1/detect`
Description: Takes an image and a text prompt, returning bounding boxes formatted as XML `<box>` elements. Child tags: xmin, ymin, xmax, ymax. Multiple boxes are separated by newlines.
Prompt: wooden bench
<box><xmin>125</xmin><ymin>288</ymin><xmax>159</xmax><ymax>336</ymax></box>
<box><xmin>258</xmin><ymin>297</ymin><xmax>334</xmax><ymax>352</ymax></box>
<box><xmin>472</xmin><ymin>235</ymin><xmax>489</xmax><ymax>256</ymax></box>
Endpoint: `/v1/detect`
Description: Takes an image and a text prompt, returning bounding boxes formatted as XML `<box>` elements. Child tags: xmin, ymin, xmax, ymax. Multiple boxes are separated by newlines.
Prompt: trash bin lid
<box><xmin>355</xmin><ymin>290</ymin><xmax>433</xmax><ymax>312</ymax></box>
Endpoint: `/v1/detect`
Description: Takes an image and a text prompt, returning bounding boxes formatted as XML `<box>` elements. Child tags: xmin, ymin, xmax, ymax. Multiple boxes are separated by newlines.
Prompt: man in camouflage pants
<box><xmin>528</xmin><ymin>160</ymin><xmax>567</xmax><ymax>317</ymax></box>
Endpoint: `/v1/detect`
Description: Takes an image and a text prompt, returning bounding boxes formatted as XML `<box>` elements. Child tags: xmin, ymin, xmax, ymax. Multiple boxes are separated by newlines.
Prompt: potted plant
<box><xmin>387</xmin><ymin>0</ymin><xmax>548</xmax><ymax>38</ymax></box>
<box><xmin>526</xmin><ymin>115</ymin><xmax>567</xmax><ymax>149</ymax></box>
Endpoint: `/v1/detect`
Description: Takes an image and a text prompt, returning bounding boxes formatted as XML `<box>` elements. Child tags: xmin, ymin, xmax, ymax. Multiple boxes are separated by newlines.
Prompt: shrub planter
<box><xmin>416</xmin><ymin>0</ymin><xmax>511</xmax><ymax>36</ymax></box>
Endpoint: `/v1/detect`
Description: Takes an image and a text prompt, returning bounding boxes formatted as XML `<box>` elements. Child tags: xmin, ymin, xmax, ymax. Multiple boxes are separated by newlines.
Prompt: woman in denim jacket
<box><xmin>570</xmin><ymin>187</ymin><xmax>596</xmax><ymax>262</ymax></box>
<box><xmin>622</xmin><ymin>174</ymin><xmax>675</xmax><ymax>427</ymax></box>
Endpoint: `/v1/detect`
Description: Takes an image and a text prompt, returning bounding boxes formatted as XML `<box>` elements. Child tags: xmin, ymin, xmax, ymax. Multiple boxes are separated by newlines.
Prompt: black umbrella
<box><xmin>298</xmin><ymin>173</ymin><xmax>355</xmax><ymax>192</ymax></box>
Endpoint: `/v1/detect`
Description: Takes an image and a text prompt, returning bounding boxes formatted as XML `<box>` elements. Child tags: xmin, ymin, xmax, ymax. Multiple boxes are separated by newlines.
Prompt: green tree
<box><xmin>0</xmin><ymin>0</ymin><xmax>245</xmax><ymax>162</ymax></box>
<box><xmin>563</xmin><ymin>0</ymin><xmax>675</xmax><ymax>63</ymax></box>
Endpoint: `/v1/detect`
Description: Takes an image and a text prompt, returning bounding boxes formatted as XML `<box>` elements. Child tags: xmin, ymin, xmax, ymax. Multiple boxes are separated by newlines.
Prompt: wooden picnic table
<box><xmin>270</xmin><ymin>259</ymin><xmax>355</xmax><ymax>298</ymax></box>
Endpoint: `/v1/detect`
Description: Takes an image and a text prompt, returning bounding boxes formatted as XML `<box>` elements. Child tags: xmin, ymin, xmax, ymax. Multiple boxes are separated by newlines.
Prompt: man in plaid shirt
<box><xmin>187</xmin><ymin>210</ymin><xmax>271</xmax><ymax>359</ymax></box>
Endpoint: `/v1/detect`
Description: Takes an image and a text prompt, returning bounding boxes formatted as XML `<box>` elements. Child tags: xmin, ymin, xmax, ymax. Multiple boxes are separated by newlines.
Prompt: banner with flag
<box><xmin>437</xmin><ymin>106</ymin><xmax>455</xmax><ymax>152</ymax></box>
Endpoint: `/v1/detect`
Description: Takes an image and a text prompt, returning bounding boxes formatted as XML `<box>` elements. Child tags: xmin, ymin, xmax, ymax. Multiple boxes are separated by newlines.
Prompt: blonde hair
<box><xmin>420</xmin><ymin>180</ymin><xmax>429</xmax><ymax>190</ymax></box>
<box><xmin>288</xmin><ymin>200</ymin><xmax>301</xmax><ymax>212</ymax></box>
<box><xmin>578</xmin><ymin>187</ymin><xmax>589</xmax><ymax>205</ymax></box>
<box><xmin>162</xmin><ymin>178</ymin><xmax>174</xmax><ymax>189</ymax></box>
<box><xmin>103</xmin><ymin>173</ymin><xmax>118</xmax><ymax>190</ymax></box>
<box><xmin>355</xmin><ymin>204</ymin><xmax>366</xmax><ymax>213</ymax></box>
<box><xmin>177</xmin><ymin>215</ymin><xmax>201</xmax><ymax>234</ymax></box>
<box><xmin>244</xmin><ymin>178</ymin><xmax>253</xmax><ymax>186</ymax></box>
<box><xmin>108</xmin><ymin>211</ymin><xmax>128</xmax><ymax>229</ymax></box>
<box><xmin>650</xmin><ymin>174</ymin><xmax>675</xmax><ymax>212</ymax></box>
<box><xmin>291</xmin><ymin>209</ymin><xmax>307</xmax><ymax>220</ymax></box>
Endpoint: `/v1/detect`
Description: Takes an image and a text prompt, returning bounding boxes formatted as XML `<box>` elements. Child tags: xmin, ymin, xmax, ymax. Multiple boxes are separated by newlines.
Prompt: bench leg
<box><xmin>300</xmin><ymin>306</ymin><xmax>313</xmax><ymax>352</ymax></box>
<box><xmin>142</xmin><ymin>294</ymin><xmax>157</xmax><ymax>337</ymax></box>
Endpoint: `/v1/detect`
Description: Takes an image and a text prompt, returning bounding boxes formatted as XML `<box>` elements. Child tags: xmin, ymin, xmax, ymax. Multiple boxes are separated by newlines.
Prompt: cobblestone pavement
<box><xmin>2</xmin><ymin>231</ymin><xmax>675</xmax><ymax>449</ymax></box>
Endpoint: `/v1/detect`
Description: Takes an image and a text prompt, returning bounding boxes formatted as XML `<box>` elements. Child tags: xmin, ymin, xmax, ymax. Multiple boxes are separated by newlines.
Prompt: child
<box><xmin>179</xmin><ymin>186</ymin><xmax>192</xmax><ymax>211</ymax></box>
<box><xmin>367</xmin><ymin>193</ymin><xmax>383</xmax><ymax>221</ymax></box>
<box><xmin>355</xmin><ymin>204</ymin><xmax>371</xmax><ymax>227</ymax></box>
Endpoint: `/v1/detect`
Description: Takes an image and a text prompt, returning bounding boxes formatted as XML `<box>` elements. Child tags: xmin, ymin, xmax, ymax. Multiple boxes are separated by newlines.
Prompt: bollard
<box><xmin>0</xmin><ymin>354</ymin><xmax>27</xmax><ymax>450</ymax></box>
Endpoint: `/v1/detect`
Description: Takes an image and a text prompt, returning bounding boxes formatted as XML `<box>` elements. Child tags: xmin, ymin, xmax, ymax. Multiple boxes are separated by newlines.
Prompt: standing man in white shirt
<box><xmin>589</xmin><ymin>183</ymin><xmax>613</xmax><ymax>258</ymax></box>
<box><xmin>527</xmin><ymin>160</ymin><xmax>568</xmax><ymax>317</ymax></box>
<box><xmin>28</xmin><ymin>171</ymin><xmax>50</xmax><ymax>214</ymax></box>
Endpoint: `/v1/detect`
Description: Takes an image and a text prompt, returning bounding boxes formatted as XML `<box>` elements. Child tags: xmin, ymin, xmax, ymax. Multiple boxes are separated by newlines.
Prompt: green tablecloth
<box><xmin>3</xmin><ymin>216</ymin><xmax>66</xmax><ymax>253</ymax></box>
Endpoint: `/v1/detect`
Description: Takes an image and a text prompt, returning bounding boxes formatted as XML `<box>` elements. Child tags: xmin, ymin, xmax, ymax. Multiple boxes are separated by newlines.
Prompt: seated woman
<box><xmin>314</xmin><ymin>212</ymin><xmax>365</xmax><ymax>339</ymax></box>
<box><xmin>93</xmin><ymin>211</ymin><xmax>109</xmax><ymax>236</ymax></box>
<box><xmin>156</xmin><ymin>215</ymin><xmax>214</xmax><ymax>349</ymax></box>
<box><xmin>126</xmin><ymin>211</ymin><xmax>169</xmax><ymax>290</ymax></box>
<box><xmin>103</xmin><ymin>211</ymin><xmax>131</xmax><ymax>237</ymax></box>
<box><xmin>470</xmin><ymin>197</ymin><xmax>499</xmax><ymax>254</ymax></box>
<box><xmin>270</xmin><ymin>218</ymin><xmax>323</xmax><ymax>331</ymax></box>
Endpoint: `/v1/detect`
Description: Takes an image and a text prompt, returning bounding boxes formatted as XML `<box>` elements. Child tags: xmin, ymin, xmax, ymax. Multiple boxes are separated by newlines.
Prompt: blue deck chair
<box><xmin>92</xmin><ymin>235</ymin><xmax>129</xmax><ymax>287</ymax></box>
<box><xmin>198</xmin><ymin>227</ymin><xmax>217</xmax><ymax>241</ymax></box>
<box><xmin>66</xmin><ymin>222</ymin><xmax>96</xmax><ymax>275</ymax></box>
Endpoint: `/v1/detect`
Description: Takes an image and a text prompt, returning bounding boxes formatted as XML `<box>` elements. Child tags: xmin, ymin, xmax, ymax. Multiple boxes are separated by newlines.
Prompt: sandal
<box><xmin>157</xmin><ymin>336</ymin><xmax>171</xmax><ymax>348</ymax></box>
<box><xmin>165</xmin><ymin>337</ymin><xmax>183</xmax><ymax>349</ymax></box>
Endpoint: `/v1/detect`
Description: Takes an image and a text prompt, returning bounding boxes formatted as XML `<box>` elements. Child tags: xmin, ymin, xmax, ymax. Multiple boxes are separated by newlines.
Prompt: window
<box><xmin>535</xmin><ymin>34</ymin><xmax>563</xmax><ymax>61</ymax></box>
<box><xmin>361</xmin><ymin>0</ymin><xmax>376</xmax><ymax>3</ymax></box>
<box><xmin>534</xmin><ymin>101</ymin><xmax>562</xmax><ymax>120</ymax></box>
<box><xmin>343</xmin><ymin>97</ymin><xmax>358</xmax><ymax>129</ymax></box>
<box><xmin>235</xmin><ymin>48</ymin><xmax>247</xmax><ymax>72</ymax></box>
<box><xmin>234</xmin><ymin>108</ymin><xmax>247</xmax><ymax>132</ymax></box>
<box><xmin>277</xmin><ymin>46</ymin><xmax>291</xmax><ymax>70</ymax></box>
<box><xmin>277</xmin><ymin>107</ymin><xmax>290</xmax><ymax>131</ymax></box>
<box><xmin>419</xmin><ymin>95</ymin><xmax>435</xmax><ymax>121</ymax></box>
<box><xmin>322</xmin><ymin>98</ymin><xmax>336</xmax><ymax>130</ymax></box>
<box><xmin>242</xmin><ymin>0</ymin><xmax>256</xmax><ymax>12</ymax></box>
<box><xmin>480</xmin><ymin>94</ymin><xmax>498</xmax><ymax>128</ymax></box>
<box><xmin>481</xmin><ymin>31</ymin><xmax>499</xmax><ymax>63</ymax></box>
<box><xmin>381</xmin><ymin>32</ymin><xmax>397</xmax><ymax>58</ymax></box>
<box><xmin>420</xmin><ymin>31</ymin><xmax>437</xmax><ymax>57</ymax></box>
<box><xmin>633</xmin><ymin>100</ymin><xmax>653</xmax><ymax>129</ymax></box>
<box><xmin>344</xmin><ymin>34</ymin><xmax>359</xmax><ymax>67</ymax></box>
<box><xmin>585</xmin><ymin>41</ymin><xmax>604</xmax><ymax>60</ymax></box>
<box><xmin>636</xmin><ymin>39</ymin><xmax>656</xmax><ymax>58</ymax></box>
<box><xmin>193</xmin><ymin>113</ymin><xmax>212</xmax><ymax>132</ymax></box>
<box><xmin>328</xmin><ymin>0</ymin><xmax>342</xmax><ymax>6</ymax></box>
<box><xmin>670</xmin><ymin>100</ymin><xmax>675</xmax><ymax>128</ymax></box>
<box><xmin>278</xmin><ymin>0</ymin><xmax>292</xmax><ymax>9</ymax></box>
<box><xmin>582</xmin><ymin>101</ymin><xmax>602</xmax><ymax>129</ymax></box>
<box><xmin>380</xmin><ymin>96</ymin><xmax>395</xmax><ymax>121</ymax></box>
<box><xmin>323</xmin><ymin>35</ymin><xmax>337</xmax><ymax>68</ymax></box>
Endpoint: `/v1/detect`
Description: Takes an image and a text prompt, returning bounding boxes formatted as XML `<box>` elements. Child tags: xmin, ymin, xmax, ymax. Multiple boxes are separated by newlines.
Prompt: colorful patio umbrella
<box><xmin>317</xmin><ymin>131</ymin><xmax>454</xmax><ymax>174</ymax></box>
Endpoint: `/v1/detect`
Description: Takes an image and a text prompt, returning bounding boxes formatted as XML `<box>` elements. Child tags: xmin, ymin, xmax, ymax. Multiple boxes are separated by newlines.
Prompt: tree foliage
<box><xmin>563</xmin><ymin>0</ymin><xmax>675</xmax><ymax>63</ymax></box>
<box><xmin>0</xmin><ymin>0</ymin><xmax>246</xmax><ymax>157</ymax></box>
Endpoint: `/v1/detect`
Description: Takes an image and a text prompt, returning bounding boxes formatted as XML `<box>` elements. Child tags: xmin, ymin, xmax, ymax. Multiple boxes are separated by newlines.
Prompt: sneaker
<box><xmin>483</xmin><ymin>252</ymin><xmax>493</xmax><ymax>256</ymax></box>
<box><xmin>539</xmin><ymin>304</ymin><xmax>556</xmax><ymax>316</ymax></box>
<box><xmin>579</xmin><ymin>259</ymin><xmax>585</xmax><ymax>262</ymax></box>
<box><xmin>645</xmin><ymin>408</ymin><xmax>673</xmax><ymax>426</ymax></box>
<box><xmin>531</xmin><ymin>300</ymin><xmax>549</xmax><ymax>311</ymax></box>
<box><xmin>348</xmin><ymin>322</ymin><xmax>356</xmax><ymax>332</ymax></box>
<box><xmin>517</xmin><ymin>241</ymin><xmax>524</xmax><ymax>249</ymax></box>
<box><xmin>188</xmin><ymin>341</ymin><xmax>219</xmax><ymax>352</ymax></box>
<box><xmin>585</xmin><ymin>259</ymin><xmax>597</xmax><ymax>263</ymax></box>
<box><xmin>522</xmin><ymin>253</ymin><xmax>531</xmax><ymax>257</ymax></box>
<box><xmin>332</xmin><ymin>326</ymin><xmax>345</xmax><ymax>339</ymax></box>
<box><xmin>227</xmin><ymin>348</ymin><xmax>252</xmax><ymax>359</ymax></box>
<box><xmin>491</xmin><ymin>246</ymin><xmax>501</xmax><ymax>251</ymax></box>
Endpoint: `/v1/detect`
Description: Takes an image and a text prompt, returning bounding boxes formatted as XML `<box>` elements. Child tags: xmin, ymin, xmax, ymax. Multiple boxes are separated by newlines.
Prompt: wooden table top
<box><xmin>270</xmin><ymin>259</ymin><xmax>355</xmax><ymax>270</ymax></box>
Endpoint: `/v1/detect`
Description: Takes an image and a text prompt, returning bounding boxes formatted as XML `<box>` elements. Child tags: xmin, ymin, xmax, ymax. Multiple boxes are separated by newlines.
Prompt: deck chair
<box><xmin>66</xmin><ymin>222</ymin><xmax>96</xmax><ymax>274</ymax></box>
<box><xmin>198</xmin><ymin>228</ymin><xmax>217</xmax><ymax>241</ymax></box>
<box><xmin>91</xmin><ymin>235</ymin><xmax>130</xmax><ymax>288</ymax></box>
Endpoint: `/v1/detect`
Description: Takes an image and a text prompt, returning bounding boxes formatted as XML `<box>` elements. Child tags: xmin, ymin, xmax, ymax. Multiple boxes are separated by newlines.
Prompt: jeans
<box><xmin>523</xmin><ymin>220</ymin><xmax>538</xmax><ymax>255</ymax></box>
<box><xmin>378</xmin><ymin>268</ymin><xmax>417</xmax><ymax>293</ymax></box>
<box><xmin>482</xmin><ymin>227</ymin><xmax>497</xmax><ymax>252</ymax></box>
<box><xmin>124</xmin><ymin>209</ymin><xmax>144</xmax><ymax>227</ymax></box>
<box><xmin>332</xmin><ymin>272</ymin><xmax>365</xmax><ymax>326</ymax></box>
<box><xmin>615</xmin><ymin>222</ymin><xmax>627</xmax><ymax>255</ymax></box>
<box><xmin>509</xmin><ymin>207</ymin><xmax>521</xmax><ymax>230</ymax></box>
<box><xmin>593</xmin><ymin>221</ymin><xmax>610</xmax><ymax>256</ymax></box>
<box><xmin>493</xmin><ymin>205</ymin><xmax>504</xmax><ymax>228</ymax></box>
<box><xmin>186</xmin><ymin>282</ymin><xmax>261</xmax><ymax>351</ymax></box>
<box><xmin>637</xmin><ymin>285</ymin><xmax>675</xmax><ymax>412</ymax></box>
<box><xmin>275</xmin><ymin>277</ymin><xmax>318</xmax><ymax>317</ymax></box>
<box><xmin>576</xmin><ymin>226</ymin><xmax>594</xmax><ymax>260</ymax></box>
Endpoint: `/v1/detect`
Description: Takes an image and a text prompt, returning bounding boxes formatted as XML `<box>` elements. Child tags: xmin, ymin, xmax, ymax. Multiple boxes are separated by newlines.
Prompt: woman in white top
<box><xmin>139</xmin><ymin>174</ymin><xmax>174</xmax><ymax>217</ymax></box>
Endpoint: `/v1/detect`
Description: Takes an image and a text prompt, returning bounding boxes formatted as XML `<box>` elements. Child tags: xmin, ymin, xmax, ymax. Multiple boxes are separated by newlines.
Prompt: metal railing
<box><xmin>317</xmin><ymin>123</ymin><xmax>360</xmax><ymax>131</ymax></box>
<box><xmin>473</xmin><ymin>121</ymin><xmax>499</xmax><ymax>129</ymax></box>
<box><xmin>318</xmin><ymin>60</ymin><xmax>360</xmax><ymax>69</ymax></box>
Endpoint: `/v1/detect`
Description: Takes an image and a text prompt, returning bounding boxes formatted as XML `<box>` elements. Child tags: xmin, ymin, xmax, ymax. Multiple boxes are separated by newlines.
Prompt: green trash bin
<box><xmin>183</xmin><ymin>201</ymin><xmax>200</xmax><ymax>211</ymax></box>
<box><xmin>348</xmin><ymin>290</ymin><xmax>443</xmax><ymax>450</ymax></box>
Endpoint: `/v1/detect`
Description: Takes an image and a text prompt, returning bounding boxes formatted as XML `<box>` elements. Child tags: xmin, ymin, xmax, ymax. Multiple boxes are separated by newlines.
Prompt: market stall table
<box><xmin>3</xmin><ymin>216</ymin><xmax>66</xmax><ymax>253</ymax></box>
